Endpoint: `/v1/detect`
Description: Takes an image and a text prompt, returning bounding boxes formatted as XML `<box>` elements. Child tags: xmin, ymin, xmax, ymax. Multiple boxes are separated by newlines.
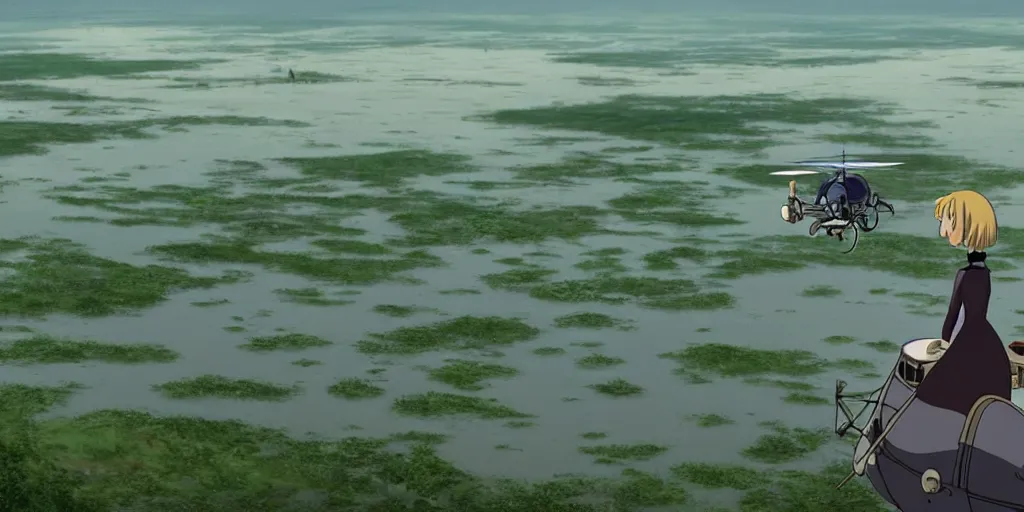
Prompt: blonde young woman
<box><xmin>915</xmin><ymin>190</ymin><xmax>1012</xmax><ymax>416</ymax></box>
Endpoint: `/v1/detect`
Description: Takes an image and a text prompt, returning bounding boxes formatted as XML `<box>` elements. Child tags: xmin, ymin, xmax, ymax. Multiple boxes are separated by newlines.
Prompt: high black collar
<box><xmin>968</xmin><ymin>251</ymin><xmax>987</xmax><ymax>264</ymax></box>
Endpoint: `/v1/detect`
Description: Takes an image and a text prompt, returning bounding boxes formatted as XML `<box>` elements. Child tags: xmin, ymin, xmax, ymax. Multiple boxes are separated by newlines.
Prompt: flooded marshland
<box><xmin>2</xmin><ymin>11</ymin><xmax>1024</xmax><ymax>511</ymax></box>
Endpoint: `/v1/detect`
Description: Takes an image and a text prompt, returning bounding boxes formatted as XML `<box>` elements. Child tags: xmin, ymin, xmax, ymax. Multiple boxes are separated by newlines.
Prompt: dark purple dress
<box><xmin>915</xmin><ymin>251</ymin><xmax>1012</xmax><ymax>415</ymax></box>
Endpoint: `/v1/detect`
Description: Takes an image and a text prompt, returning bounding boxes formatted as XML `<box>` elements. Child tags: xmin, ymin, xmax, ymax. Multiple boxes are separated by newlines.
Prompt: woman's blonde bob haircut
<box><xmin>934</xmin><ymin>190</ymin><xmax>998</xmax><ymax>251</ymax></box>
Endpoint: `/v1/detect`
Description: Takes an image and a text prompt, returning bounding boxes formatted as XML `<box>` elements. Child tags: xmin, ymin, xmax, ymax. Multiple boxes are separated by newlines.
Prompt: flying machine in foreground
<box><xmin>775</xmin><ymin>152</ymin><xmax>900</xmax><ymax>253</ymax></box>
<box><xmin>833</xmin><ymin>338</ymin><xmax>1024</xmax><ymax>510</ymax></box>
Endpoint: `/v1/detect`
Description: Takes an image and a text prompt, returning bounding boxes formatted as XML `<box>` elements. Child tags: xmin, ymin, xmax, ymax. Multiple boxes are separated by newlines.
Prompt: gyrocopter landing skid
<box><xmin>772</xmin><ymin>153</ymin><xmax>901</xmax><ymax>254</ymax></box>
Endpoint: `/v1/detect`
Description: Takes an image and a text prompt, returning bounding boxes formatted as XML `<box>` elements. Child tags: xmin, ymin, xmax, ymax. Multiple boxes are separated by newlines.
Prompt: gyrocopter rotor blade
<box><xmin>769</xmin><ymin>169</ymin><xmax>822</xmax><ymax>176</ymax></box>
<box><xmin>791</xmin><ymin>161</ymin><xmax>903</xmax><ymax>169</ymax></box>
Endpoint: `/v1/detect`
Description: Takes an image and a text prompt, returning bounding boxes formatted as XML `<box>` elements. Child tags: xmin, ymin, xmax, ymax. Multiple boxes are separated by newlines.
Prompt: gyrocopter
<box><xmin>776</xmin><ymin>151</ymin><xmax>901</xmax><ymax>253</ymax></box>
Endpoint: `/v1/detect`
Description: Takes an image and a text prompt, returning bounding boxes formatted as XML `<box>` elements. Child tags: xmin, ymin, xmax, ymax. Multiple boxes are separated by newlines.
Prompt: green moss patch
<box><xmin>783</xmin><ymin>392</ymin><xmax>831</xmax><ymax>406</ymax></box>
<box><xmin>823</xmin><ymin>335</ymin><xmax>856</xmax><ymax>345</ymax></box>
<box><xmin>372</xmin><ymin>304</ymin><xmax>433</xmax><ymax>317</ymax></box>
<box><xmin>532</xmin><ymin>346</ymin><xmax>566</xmax><ymax>356</ymax></box>
<box><xmin>149</xmin><ymin>241</ymin><xmax>443</xmax><ymax>285</ymax></box>
<box><xmin>2</xmin><ymin>117</ymin><xmax>306</xmax><ymax>158</ymax></box>
<box><xmin>0</xmin><ymin>53</ymin><xmax>216</xmax><ymax>81</ymax></box>
<box><xmin>659</xmin><ymin>343</ymin><xmax>833</xmax><ymax>383</ymax></box>
<box><xmin>0</xmin><ymin>237</ymin><xmax>242</xmax><ymax>317</ymax></box>
<box><xmin>588</xmin><ymin>378</ymin><xmax>644</xmax><ymax>397</ymax></box>
<box><xmin>554</xmin><ymin>312</ymin><xmax>633</xmax><ymax>330</ymax></box>
<box><xmin>327</xmin><ymin>378</ymin><xmax>385</xmax><ymax>399</ymax></box>
<box><xmin>153</xmin><ymin>375</ymin><xmax>298</xmax><ymax>401</ymax></box>
<box><xmin>481</xmin><ymin>94</ymin><xmax>922</xmax><ymax>152</ymax></box>
<box><xmin>427</xmin><ymin>360</ymin><xmax>519</xmax><ymax>391</ymax></box>
<box><xmin>741</xmin><ymin>422</ymin><xmax>831</xmax><ymax>464</ymax></box>
<box><xmin>643</xmin><ymin>246</ymin><xmax>708</xmax><ymax>270</ymax></box>
<box><xmin>357</xmin><ymin>316</ymin><xmax>538</xmax><ymax>355</ymax></box>
<box><xmin>576</xmin><ymin>354</ymin><xmax>626</xmax><ymax>369</ymax></box>
<box><xmin>483</xmin><ymin>271</ymin><xmax>733</xmax><ymax>311</ymax></box>
<box><xmin>0</xmin><ymin>336</ymin><xmax>178</xmax><ymax>364</ymax></box>
<box><xmin>691</xmin><ymin>413</ymin><xmax>735</xmax><ymax>427</ymax></box>
<box><xmin>802</xmin><ymin>285</ymin><xmax>840</xmax><ymax>297</ymax></box>
<box><xmin>274</xmin><ymin>288</ymin><xmax>354</xmax><ymax>306</ymax></box>
<box><xmin>708</xmin><ymin>232</ymin><xmax>983</xmax><ymax>280</ymax></box>
<box><xmin>578</xmin><ymin>443</ymin><xmax>667</xmax><ymax>464</ymax></box>
<box><xmin>671</xmin><ymin>462</ymin><xmax>767</xmax><ymax>490</ymax></box>
<box><xmin>276</xmin><ymin>150</ymin><xmax>477</xmax><ymax>188</ymax></box>
<box><xmin>863</xmin><ymin>339</ymin><xmax>900</xmax><ymax>352</ymax></box>
<box><xmin>239</xmin><ymin>333</ymin><xmax>332</xmax><ymax>352</ymax></box>
<box><xmin>392</xmin><ymin>391</ymin><xmax>532</xmax><ymax>419</ymax></box>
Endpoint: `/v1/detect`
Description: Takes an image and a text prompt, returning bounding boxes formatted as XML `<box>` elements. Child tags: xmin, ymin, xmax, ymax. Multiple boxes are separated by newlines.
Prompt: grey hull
<box><xmin>857</xmin><ymin>342</ymin><xmax>1024</xmax><ymax>511</ymax></box>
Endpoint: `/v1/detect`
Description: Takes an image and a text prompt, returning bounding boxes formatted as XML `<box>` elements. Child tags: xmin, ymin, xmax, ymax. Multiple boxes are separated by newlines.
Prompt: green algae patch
<box><xmin>485</xmin><ymin>271</ymin><xmax>733</xmax><ymax>310</ymax></box>
<box><xmin>532</xmin><ymin>346</ymin><xmax>566</xmax><ymax>356</ymax></box>
<box><xmin>643</xmin><ymin>245</ymin><xmax>708</xmax><ymax>270</ymax></box>
<box><xmin>373</xmin><ymin>304</ymin><xmax>432</xmax><ymax>317</ymax></box>
<box><xmin>274</xmin><ymin>287</ymin><xmax>354</xmax><ymax>306</ymax></box>
<box><xmin>610</xmin><ymin>182</ymin><xmax>745</xmax><ymax>227</ymax></box>
<box><xmin>0</xmin><ymin>237</ymin><xmax>240</xmax><ymax>317</ymax></box>
<box><xmin>737</xmin><ymin>462</ymin><xmax>890</xmax><ymax>511</ymax></box>
<box><xmin>481</xmin><ymin>94</ymin><xmax>921</xmax><ymax>152</ymax></box>
<box><xmin>504</xmin><ymin>421</ymin><xmax>534</xmax><ymax>429</ymax></box>
<box><xmin>554</xmin><ymin>312</ymin><xmax>633</xmax><ymax>330</ymax></box>
<box><xmin>427</xmin><ymin>359</ymin><xmax>519</xmax><ymax>391</ymax></box>
<box><xmin>745</xmin><ymin>378</ymin><xmax>816</xmax><ymax>392</ymax></box>
<box><xmin>239</xmin><ymin>333</ymin><xmax>332</xmax><ymax>352</ymax></box>
<box><xmin>512</xmin><ymin>155</ymin><xmax>678</xmax><ymax>183</ymax></box>
<box><xmin>0</xmin><ymin>336</ymin><xmax>178</xmax><ymax>364</ymax></box>
<box><xmin>783</xmin><ymin>392</ymin><xmax>831</xmax><ymax>406</ymax></box>
<box><xmin>153</xmin><ymin>375</ymin><xmax>299</xmax><ymax>401</ymax></box>
<box><xmin>742</xmin><ymin>423</ymin><xmax>831</xmax><ymax>464</ymax></box>
<box><xmin>589</xmin><ymin>378</ymin><xmax>644</xmax><ymax>397</ymax></box>
<box><xmin>578</xmin><ymin>443</ymin><xmax>667</xmax><ymax>464</ymax></box>
<box><xmin>0</xmin><ymin>53</ymin><xmax>216</xmax><ymax>81</ymax></box>
<box><xmin>312</xmin><ymin>239</ymin><xmax>393</xmax><ymax>255</ymax></box>
<box><xmin>392</xmin><ymin>391</ymin><xmax>532</xmax><ymax>419</ymax></box>
<box><xmin>660</xmin><ymin>343</ymin><xmax>831</xmax><ymax>382</ymax></box>
<box><xmin>276</xmin><ymin>150</ymin><xmax>477</xmax><ymax>188</ymax></box>
<box><xmin>439</xmin><ymin>288</ymin><xmax>481</xmax><ymax>295</ymax></box>
<box><xmin>0</xmin><ymin>382</ymin><xmax>83</xmax><ymax>423</ymax></box>
<box><xmin>711</xmin><ymin>232</ymin><xmax>965</xmax><ymax>280</ymax></box>
<box><xmin>576</xmin><ymin>76</ymin><xmax>639</xmax><ymax>86</ymax></box>
<box><xmin>149</xmin><ymin>240</ymin><xmax>442</xmax><ymax>285</ymax></box>
<box><xmin>291</xmin><ymin>358</ymin><xmax>321</xmax><ymax>367</ymax></box>
<box><xmin>824</xmin><ymin>335</ymin><xmax>857</xmax><ymax>345</ymax></box>
<box><xmin>14</xmin><ymin>404</ymin><xmax>706</xmax><ymax>511</ymax></box>
<box><xmin>1</xmin><ymin>116</ymin><xmax>307</xmax><ymax>158</ymax></box>
<box><xmin>327</xmin><ymin>378</ymin><xmax>385</xmax><ymax>399</ymax></box>
<box><xmin>576</xmin><ymin>354</ymin><xmax>626</xmax><ymax>369</ymax></box>
<box><xmin>391</xmin><ymin>202</ymin><xmax>611</xmax><ymax>246</ymax></box>
<box><xmin>671</xmin><ymin>462</ymin><xmax>767</xmax><ymax>490</ymax></box>
<box><xmin>802</xmin><ymin>285</ymin><xmax>841</xmax><ymax>297</ymax></box>
<box><xmin>717</xmin><ymin>153</ymin><xmax>1023</xmax><ymax>202</ymax></box>
<box><xmin>0</xmin><ymin>83</ymin><xmax>139</xmax><ymax>102</ymax></box>
<box><xmin>358</xmin><ymin>316</ymin><xmax>539</xmax><ymax>355</ymax></box>
<box><xmin>863</xmin><ymin>339</ymin><xmax>900</xmax><ymax>352</ymax></box>
<box><xmin>691</xmin><ymin>413</ymin><xmax>735</xmax><ymax>427</ymax></box>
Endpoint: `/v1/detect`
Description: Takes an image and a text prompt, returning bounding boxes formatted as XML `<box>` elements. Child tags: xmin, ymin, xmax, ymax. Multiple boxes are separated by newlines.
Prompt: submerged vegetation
<box><xmin>0</xmin><ymin>31</ymin><xmax>945</xmax><ymax>512</ymax></box>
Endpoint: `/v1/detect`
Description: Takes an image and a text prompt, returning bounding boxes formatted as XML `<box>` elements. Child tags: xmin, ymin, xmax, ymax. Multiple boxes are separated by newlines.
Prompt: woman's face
<box><xmin>940</xmin><ymin>214</ymin><xmax>962</xmax><ymax>247</ymax></box>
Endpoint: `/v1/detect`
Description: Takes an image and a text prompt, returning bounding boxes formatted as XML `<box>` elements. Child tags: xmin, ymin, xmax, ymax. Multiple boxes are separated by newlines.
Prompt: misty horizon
<box><xmin>5</xmin><ymin>0</ymin><xmax>1024</xmax><ymax>22</ymax></box>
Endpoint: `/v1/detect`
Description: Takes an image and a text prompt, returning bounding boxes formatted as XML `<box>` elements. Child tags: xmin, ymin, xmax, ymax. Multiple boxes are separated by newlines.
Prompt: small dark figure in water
<box><xmin>915</xmin><ymin>190</ymin><xmax>1011</xmax><ymax>416</ymax></box>
<box><xmin>288</xmin><ymin>69</ymin><xmax>295</xmax><ymax>81</ymax></box>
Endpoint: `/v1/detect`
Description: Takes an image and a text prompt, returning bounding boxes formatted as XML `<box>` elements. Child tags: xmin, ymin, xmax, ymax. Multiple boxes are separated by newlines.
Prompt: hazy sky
<box><xmin>6</xmin><ymin>0</ymin><xmax>1024</xmax><ymax>18</ymax></box>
